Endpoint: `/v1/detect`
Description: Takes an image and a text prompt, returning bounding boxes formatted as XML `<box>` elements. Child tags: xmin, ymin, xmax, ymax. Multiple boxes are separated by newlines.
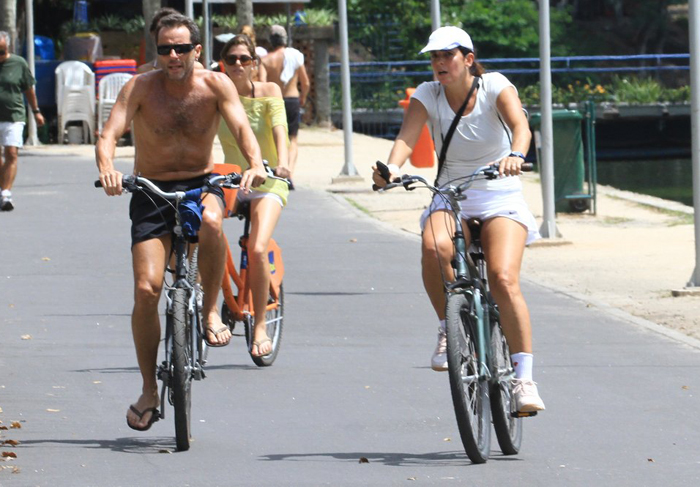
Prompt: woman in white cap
<box><xmin>373</xmin><ymin>26</ymin><xmax>544</xmax><ymax>413</ymax></box>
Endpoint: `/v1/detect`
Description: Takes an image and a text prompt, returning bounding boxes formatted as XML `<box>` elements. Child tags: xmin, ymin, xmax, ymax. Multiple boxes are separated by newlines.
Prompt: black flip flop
<box><xmin>127</xmin><ymin>405</ymin><xmax>160</xmax><ymax>432</ymax></box>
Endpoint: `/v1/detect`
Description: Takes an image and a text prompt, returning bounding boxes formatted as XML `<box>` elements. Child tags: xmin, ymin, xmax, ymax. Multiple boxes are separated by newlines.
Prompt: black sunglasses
<box><xmin>156</xmin><ymin>44</ymin><xmax>195</xmax><ymax>56</ymax></box>
<box><xmin>223</xmin><ymin>54</ymin><xmax>253</xmax><ymax>67</ymax></box>
<box><xmin>0</xmin><ymin>50</ymin><xmax>6</xmax><ymax>56</ymax></box>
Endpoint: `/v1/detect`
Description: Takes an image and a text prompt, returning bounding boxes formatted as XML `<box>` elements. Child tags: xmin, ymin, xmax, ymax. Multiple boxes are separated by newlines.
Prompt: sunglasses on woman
<box><xmin>223</xmin><ymin>54</ymin><xmax>253</xmax><ymax>67</ymax></box>
<box><xmin>156</xmin><ymin>44</ymin><xmax>195</xmax><ymax>56</ymax></box>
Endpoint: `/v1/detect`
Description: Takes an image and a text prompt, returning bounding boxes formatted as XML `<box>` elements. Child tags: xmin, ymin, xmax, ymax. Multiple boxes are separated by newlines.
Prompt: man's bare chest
<box><xmin>138</xmin><ymin>90</ymin><xmax>218</xmax><ymax>137</ymax></box>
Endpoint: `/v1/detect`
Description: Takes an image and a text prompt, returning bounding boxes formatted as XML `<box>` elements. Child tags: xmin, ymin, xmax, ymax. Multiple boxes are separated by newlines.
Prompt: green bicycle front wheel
<box><xmin>445</xmin><ymin>291</ymin><xmax>491</xmax><ymax>464</ymax></box>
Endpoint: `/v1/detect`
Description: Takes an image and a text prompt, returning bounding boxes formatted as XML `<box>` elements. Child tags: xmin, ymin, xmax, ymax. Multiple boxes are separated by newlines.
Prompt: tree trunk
<box><xmin>237</xmin><ymin>0</ymin><xmax>253</xmax><ymax>27</ymax></box>
<box><xmin>0</xmin><ymin>0</ymin><xmax>17</xmax><ymax>52</ymax></box>
<box><xmin>142</xmin><ymin>0</ymin><xmax>162</xmax><ymax>62</ymax></box>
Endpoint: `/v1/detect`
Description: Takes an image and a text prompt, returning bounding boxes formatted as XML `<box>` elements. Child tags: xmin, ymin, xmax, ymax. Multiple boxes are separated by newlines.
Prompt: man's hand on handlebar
<box><xmin>240</xmin><ymin>165</ymin><xmax>268</xmax><ymax>192</ymax></box>
<box><xmin>99</xmin><ymin>169</ymin><xmax>124</xmax><ymax>196</ymax></box>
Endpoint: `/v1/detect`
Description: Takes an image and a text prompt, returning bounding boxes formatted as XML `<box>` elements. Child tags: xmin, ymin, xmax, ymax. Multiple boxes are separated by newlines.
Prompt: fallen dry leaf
<box><xmin>3</xmin><ymin>440</ymin><xmax>19</xmax><ymax>446</ymax></box>
<box><xmin>648</xmin><ymin>458</ymin><xmax>654</xmax><ymax>463</ymax></box>
<box><xmin>46</xmin><ymin>409</ymin><xmax>60</xmax><ymax>413</ymax></box>
<box><xmin>158</xmin><ymin>449</ymin><xmax>172</xmax><ymax>454</ymax></box>
<box><xmin>443</xmin><ymin>437</ymin><xmax>451</xmax><ymax>442</ymax></box>
<box><xmin>10</xmin><ymin>422</ymin><xmax>21</xmax><ymax>429</ymax></box>
<box><xmin>20</xmin><ymin>335</ymin><xmax>31</xmax><ymax>340</ymax></box>
<box><xmin>7</xmin><ymin>304</ymin><xmax>13</xmax><ymax>308</ymax></box>
<box><xmin>682</xmin><ymin>385</ymin><xmax>690</xmax><ymax>390</ymax></box>
<box><xmin>349</xmin><ymin>238</ymin><xmax>357</xmax><ymax>243</ymax></box>
<box><xmin>358</xmin><ymin>457</ymin><xmax>369</xmax><ymax>464</ymax></box>
<box><xmin>41</xmin><ymin>257</ymin><xmax>50</xmax><ymax>261</ymax></box>
<box><xmin>0</xmin><ymin>406</ymin><xmax>3</xmax><ymax>413</ymax></box>
<box><xmin>1</xmin><ymin>452</ymin><xmax>17</xmax><ymax>458</ymax></box>
<box><xmin>93</xmin><ymin>381</ymin><xmax>102</xmax><ymax>384</ymax></box>
<box><xmin>12</xmin><ymin>465</ymin><xmax>20</xmax><ymax>473</ymax></box>
<box><xmin>0</xmin><ymin>426</ymin><xmax>7</xmax><ymax>430</ymax></box>
<box><xmin>407</xmin><ymin>477</ymin><xmax>417</xmax><ymax>481</ymax></box>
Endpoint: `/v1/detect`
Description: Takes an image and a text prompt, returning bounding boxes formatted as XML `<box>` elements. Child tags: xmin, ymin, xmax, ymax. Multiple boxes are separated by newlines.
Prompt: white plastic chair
<box><xmin>58</xmin><ymin>90</ymin><xmax>95</xmax><ymax>144</ymax></box>
<box><xmin>98</xmin><ymin>73</ymin><xmax>133</xmax><ymax>134</ymax></box>
<box><xmin>55</xmin><ymin>61</ymin><xmax>95</xmax><ymax>113</ymax></box>
<box><xmin>55</xmin><ymin>61</ymin><xmax>96</xmax><ymax>144</ymax></box>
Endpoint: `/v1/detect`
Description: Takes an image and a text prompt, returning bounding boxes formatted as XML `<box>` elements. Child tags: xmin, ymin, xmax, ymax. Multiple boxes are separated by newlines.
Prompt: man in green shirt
<box><xmin>0</xmin><ymin>31</ymin><xmax>45</xmax><ymax>211</ymax></box>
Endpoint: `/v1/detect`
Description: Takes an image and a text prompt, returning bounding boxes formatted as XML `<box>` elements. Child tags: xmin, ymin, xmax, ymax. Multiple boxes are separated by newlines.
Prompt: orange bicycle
<box><xmin>215</xmin><ymin>163</ymin><xmax>286</xmax><ymax>367</ymax></box>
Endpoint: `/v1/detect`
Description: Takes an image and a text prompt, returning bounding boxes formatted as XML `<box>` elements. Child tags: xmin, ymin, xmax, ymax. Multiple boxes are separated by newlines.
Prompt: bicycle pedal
<box><xmin>511</xmin><ymin>411</ymin><xmax>538</xmax><ymax>418</ymax></box>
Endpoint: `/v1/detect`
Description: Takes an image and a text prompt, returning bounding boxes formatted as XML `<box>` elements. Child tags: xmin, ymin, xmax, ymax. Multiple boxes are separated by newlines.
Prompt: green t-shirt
<box><xmin>0</xmin><ymin>55</ymin><xmax>35</xmax><ymax>123</ymax></box>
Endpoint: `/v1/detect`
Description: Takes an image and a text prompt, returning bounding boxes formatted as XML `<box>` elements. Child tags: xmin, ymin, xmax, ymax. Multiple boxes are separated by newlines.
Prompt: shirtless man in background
<box><xmin>96</xmin><ymin>14</ymin><xmax>266</xmax><ymax>431</ymax></box>
<box><xmin>262</xmin><ymin>25</ymin><xmax>309</xmax><ymax>187</ymax></box>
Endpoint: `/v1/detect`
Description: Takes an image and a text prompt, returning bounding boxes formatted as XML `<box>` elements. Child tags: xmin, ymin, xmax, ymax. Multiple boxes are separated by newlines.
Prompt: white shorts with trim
<box><xmin>419</xmin><ymin>189</ymin><xmax>541</xmax><ymax>245</ymax></box>
<box><xmin>236</xmin><ymin>187</ymin><xmax>284</xmax><ymax>208</ymax></box>
<box><xmin>0</xmin><ymin>122</ymin><xmax>25</xmax><ymax>148</ymax></box>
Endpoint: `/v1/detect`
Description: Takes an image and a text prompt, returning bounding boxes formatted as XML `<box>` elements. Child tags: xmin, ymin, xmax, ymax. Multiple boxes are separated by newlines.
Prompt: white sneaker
<box><xmin>512</xmin><ymin>379</ymin><xmax>546</xmax><ymax>412</ymax></box>
<box><xmin>431</xmin><ymin>327</ymin><xmax>448</xmax><ymax>371</ymax></box>
<box><xmin>0</xmin><ymin>197</ymin><xmax>13</xmax><ymax>212</ymax></box>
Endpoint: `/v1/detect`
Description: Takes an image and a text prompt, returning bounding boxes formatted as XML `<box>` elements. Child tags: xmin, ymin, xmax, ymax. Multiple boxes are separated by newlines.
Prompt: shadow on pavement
<box><xmin>260</xmin><ymin>450</ymin><xmax>523</xmax><ymax>467</ymax></box>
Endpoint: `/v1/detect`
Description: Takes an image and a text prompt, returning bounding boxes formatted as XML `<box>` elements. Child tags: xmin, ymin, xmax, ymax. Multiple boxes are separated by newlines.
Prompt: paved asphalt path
<box><xmin>2</xmin><ymin>153</ymin><xmax>700</xmax><ymax>486</ymax></box>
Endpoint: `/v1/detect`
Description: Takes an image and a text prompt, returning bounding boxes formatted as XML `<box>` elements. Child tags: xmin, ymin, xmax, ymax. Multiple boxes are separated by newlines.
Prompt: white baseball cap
<box><xmin>419</xmin><ymin>26</ymin><xmax>474</xmax><ymax>54</ymax></box>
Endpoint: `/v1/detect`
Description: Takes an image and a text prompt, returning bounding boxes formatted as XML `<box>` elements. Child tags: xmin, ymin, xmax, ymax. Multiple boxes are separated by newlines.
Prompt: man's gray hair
<box><xmin>0</xmin><ymin>31</ymin><xmax>10</xmax><ymax>45</ymax></box>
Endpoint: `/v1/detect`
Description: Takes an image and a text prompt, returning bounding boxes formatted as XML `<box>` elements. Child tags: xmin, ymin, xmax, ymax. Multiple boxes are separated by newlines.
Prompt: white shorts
<box><xmin>0</xmin><ymin>122</ymin><xmax>25</xmax><ymax>148</ymax></box>
<box><xmin>419</xmin><ymin>189</ymin><xmax>541</xmax><ymax>245</ymax></box>
<box><xmin>236</xmin><ymin>188</ymin><xmax>284</xmax><ymax>208</ymax></box>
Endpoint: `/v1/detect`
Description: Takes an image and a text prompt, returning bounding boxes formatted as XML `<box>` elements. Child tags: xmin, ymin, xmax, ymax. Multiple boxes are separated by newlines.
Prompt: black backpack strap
<box><xmin>435</xmin><ymin>76</ymin><xmax>480</xmax><ymax>186</ymax></box>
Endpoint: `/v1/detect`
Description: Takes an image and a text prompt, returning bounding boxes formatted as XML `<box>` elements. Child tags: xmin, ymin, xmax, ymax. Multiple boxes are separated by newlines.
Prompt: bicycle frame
<box><xmin>442</xmin><ymin>189</ymin><xmax>494</xmax><ymax>382</ymax></box>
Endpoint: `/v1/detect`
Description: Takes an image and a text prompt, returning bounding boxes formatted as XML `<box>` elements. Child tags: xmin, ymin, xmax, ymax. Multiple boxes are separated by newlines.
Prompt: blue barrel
<box><xmin>73</xmin><ymin>0</ymin><xmax>88</xmax><ymax>24</ymax></box>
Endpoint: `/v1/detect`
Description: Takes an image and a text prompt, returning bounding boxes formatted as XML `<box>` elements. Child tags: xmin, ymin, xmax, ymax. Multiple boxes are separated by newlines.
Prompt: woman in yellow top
<box><xmin>217</xmin><ymin>34</ymin><xmax>291</xmax><ymax>357</ymax></box>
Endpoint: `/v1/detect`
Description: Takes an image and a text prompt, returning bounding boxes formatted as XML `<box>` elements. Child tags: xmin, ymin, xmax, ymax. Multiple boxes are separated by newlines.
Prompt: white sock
<box><xmin>438</xmin><ymin>319</ymin><xmax>446</xmax><ymax>332</ymax></box>
<box><xmin>511</xmin><ymin>352</ymin><xmax>533</xmax><ymax>380</ymax></box>
<box><xmin>1</xmin><ymin>189</ymin><xmax>10</xmax><ymax>198</ymax></box>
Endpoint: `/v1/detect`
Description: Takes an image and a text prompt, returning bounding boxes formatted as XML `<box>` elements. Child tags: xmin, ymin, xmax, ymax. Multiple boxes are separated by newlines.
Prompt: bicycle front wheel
<box><xmin>246</xmin><ymin>283</ymin><xmax>284</xmax><ymax>367</ymax></box>
<box><xmin>445</xmin><ymin>292</ymin><xmax>491</xmax><ymax>464</ymax></box>
<box><xmin>490</xmin><ymin>319</ymin><xmax>522</xmax><ymax>455</ymax></box>
<box><xmin>169</xmin><ymin>288</ymin><xmax>193</xmax><ymax>451</ymax></box>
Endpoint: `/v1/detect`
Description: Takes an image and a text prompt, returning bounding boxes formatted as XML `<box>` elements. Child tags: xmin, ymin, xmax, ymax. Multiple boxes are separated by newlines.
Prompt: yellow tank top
<box><xmin>217</xmin><ymin>96</ymin><xmax>290</xmax><ymax>205</ymax></box>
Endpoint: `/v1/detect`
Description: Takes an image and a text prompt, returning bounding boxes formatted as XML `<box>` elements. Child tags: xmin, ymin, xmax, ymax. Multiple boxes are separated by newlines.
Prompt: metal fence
<box><xmin>329</xmin><ymin>53</ymin><xmax>691</xmax><ymax>139</ymax></box>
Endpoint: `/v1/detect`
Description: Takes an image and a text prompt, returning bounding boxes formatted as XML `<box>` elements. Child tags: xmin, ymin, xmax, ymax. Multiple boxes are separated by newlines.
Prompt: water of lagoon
<box><xmin>596</xmin><ymin>158</ymin><xmax>693</xmax><ymax>207</ymax></box>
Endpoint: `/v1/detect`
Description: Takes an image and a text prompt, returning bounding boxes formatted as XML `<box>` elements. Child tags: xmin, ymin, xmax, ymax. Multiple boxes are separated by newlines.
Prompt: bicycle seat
<box><xmin>233</xmin><ymin>200</ymin><xmax>251</xmax><ymax>220</ymax></box>
<box><xmin>466</xmin><ymin>218</ymin><xmax>482</xmax><ymax>242</ymax></box>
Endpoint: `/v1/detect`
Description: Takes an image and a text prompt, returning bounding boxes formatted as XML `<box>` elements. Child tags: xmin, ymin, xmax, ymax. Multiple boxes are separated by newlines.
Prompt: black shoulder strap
<box><xmin>435</xmin><ymin>76</ymin><xmax>480</xmax><ymax>186</ymax></box>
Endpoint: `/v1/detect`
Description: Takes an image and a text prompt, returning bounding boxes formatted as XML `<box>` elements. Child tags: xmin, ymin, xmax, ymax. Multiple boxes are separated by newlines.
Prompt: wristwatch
<box><xmin>509</xmin><ymin>151</ymin><xmax>525</xmax><ymax>160</ymax></box>
<box><xmin>32</xmin><ymin>108</ymin><xmax>41</xmax><ymax>114</ymax></box>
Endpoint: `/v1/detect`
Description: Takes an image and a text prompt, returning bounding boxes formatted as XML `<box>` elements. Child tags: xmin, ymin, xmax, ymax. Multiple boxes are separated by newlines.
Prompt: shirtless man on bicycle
<box><xmin>96</xmin><ymin>14</ymin><xmax>267</xmax><ymax>431</ymax></box>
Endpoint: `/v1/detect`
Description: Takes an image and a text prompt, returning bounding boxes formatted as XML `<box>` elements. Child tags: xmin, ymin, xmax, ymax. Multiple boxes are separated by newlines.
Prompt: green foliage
<box><xmin>610</xmin><ymin>76</ymin><xmax>664</xmax><ymax>104</ymax></box>
<box><xmin>518</xmin><ymin>76</ymin><xmax>690</xmax><ymax>106</ymax></box>
<box><xmin>444</xmin><ymin>0</ymin><xmax>574</xmax><ymax>58</ymax></box>
<box><xmin>211</xmin><ymin>9</ymin><xmax>336</xmax><ymax>31</ymax></box>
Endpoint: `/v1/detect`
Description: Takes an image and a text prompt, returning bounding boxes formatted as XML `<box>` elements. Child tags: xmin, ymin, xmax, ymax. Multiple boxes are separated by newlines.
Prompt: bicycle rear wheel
<box><xmin>490</xmin><ymin>319</ymin><xmax>522</xmax><ymax>455</ymax></box>
<box><xmin>169</xmin><ymin>288</ymin><xmax>193</xmax><ymax>451</ymax></box>
<box><xmin>245</xmin><ymin>283</ymin><xmax>284</xmax><ymax>367</ymax></box>
<box><xmin>445</xmin><ymin>292</ymin><xmax>491</xmax><ymax>464</ymax></box>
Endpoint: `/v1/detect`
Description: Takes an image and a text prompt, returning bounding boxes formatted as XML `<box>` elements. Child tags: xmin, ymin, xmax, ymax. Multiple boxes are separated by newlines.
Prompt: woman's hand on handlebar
<box><xmin>99</xmin><ymin>169</ymin><xmax>124</xmax><ymax>196</ymax></box>
<box><xmin>492</xmin><ymin>154</ymin><xmax>526</xmax><ymax>177</ymax></box>
<box><xmin>274</xmin><ymin>165</ymin><xmax>291</xmax><ymax>180</ymax></box>
<box><xmin>240</xmin><ymin>165</ymin><xmax>268</xmax><ymax>192</ymax></box>
<box><xmin>371</xmin><ymin>162</ymin><xmax>400</xmax><ymax>189</ymax></box>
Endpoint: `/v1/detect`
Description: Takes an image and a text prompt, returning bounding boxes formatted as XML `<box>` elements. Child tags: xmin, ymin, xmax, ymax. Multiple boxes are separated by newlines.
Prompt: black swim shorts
<box><xmin>129</xmin><ymin>174</ymin><xmax>225</xmax><ymax>247</ymax></box>
<box><xmin>284</xmin><ymin>97</ymin><xmax>300</xmax><ymax>137</ymax></box>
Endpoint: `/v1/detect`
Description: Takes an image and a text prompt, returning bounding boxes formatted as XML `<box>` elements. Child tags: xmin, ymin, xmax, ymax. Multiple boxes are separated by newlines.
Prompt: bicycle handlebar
<box><xmin>375</xmin><ymin>162</ymin><xmax>534</xmax><ymax>194</ymax></box>
<box><xmin>94</xmin><ymin>172</ymin><xmax>243</xmax><ymax>201</ymax></box>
